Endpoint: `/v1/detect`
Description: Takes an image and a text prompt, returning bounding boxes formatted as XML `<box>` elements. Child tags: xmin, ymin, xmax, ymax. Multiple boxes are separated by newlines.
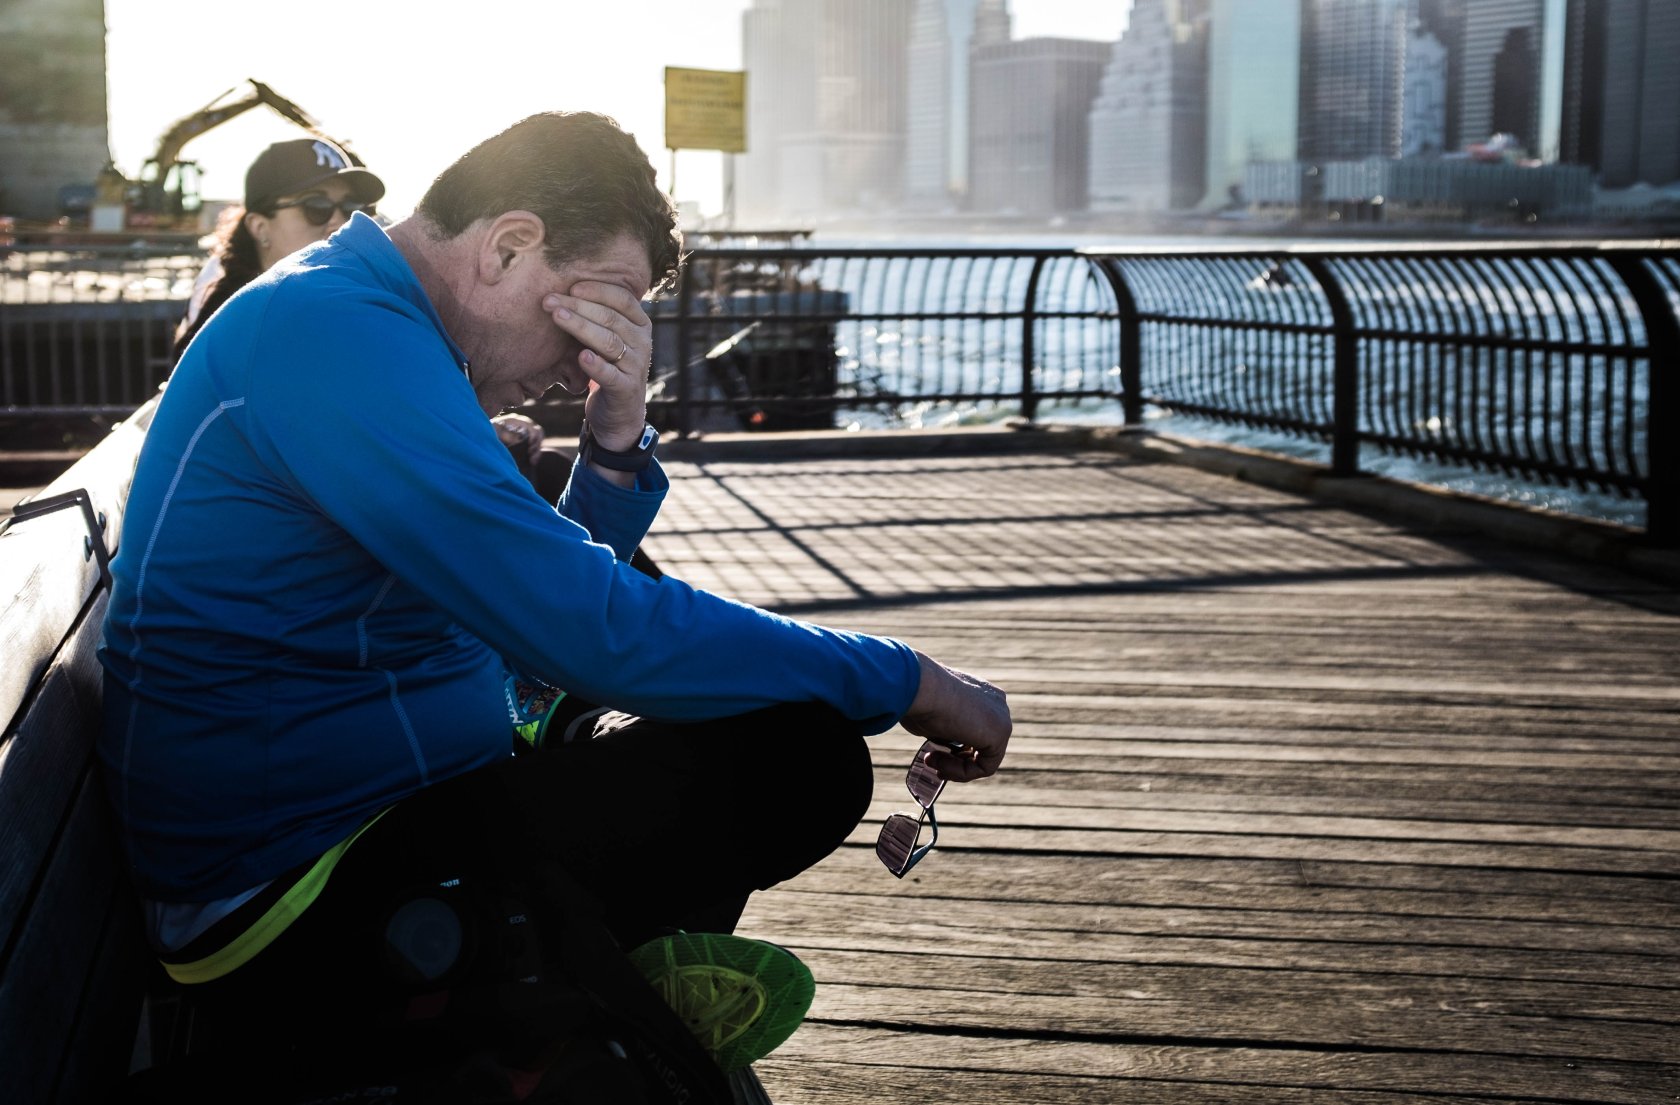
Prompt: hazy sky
<box><xmin>104</xmin><ymin>1</ymin><xmax>1130</xmax><ymax>221</ymax></box>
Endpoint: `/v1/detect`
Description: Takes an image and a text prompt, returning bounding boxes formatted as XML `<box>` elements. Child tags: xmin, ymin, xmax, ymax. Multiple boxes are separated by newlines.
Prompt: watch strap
<box><xmin>580</xmin><ymin>420</ymin><xmax>659</xmax><ymax>473</ymax></box>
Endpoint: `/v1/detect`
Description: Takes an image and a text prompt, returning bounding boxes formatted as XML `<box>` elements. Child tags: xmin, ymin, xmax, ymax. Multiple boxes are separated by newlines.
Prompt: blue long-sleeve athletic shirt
<box><xmin>99</xmin><ymin>214</ymin><xmax>921</xmax><ymax>901</ymax></box>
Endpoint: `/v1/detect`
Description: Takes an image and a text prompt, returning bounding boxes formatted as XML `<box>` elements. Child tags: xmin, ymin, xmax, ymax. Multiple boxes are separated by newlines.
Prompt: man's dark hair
<box><xmin>417</xmin><ymin>111</ymin><xmax>683</xmax><ymax>294</ymax></box>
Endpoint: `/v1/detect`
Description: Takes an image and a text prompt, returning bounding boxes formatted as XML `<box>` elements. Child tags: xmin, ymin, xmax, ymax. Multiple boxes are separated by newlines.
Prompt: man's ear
<box><xmin>479</xmin><ymin>211</ymin><xmax>547</xmax><ymax>284</ymax></box>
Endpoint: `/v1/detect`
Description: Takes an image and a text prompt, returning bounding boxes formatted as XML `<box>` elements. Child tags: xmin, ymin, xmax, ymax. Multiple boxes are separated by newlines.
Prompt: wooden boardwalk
<box><xmin>646</xmin><ymin>438</ymin><xmax>1680</xmax><ymax>1105</ymax></box>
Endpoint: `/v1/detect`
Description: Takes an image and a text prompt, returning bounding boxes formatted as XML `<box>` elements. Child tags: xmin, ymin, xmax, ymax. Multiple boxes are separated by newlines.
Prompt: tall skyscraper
<box><xmin>1416</xmin><ymin>0</ymin><xmax>1467</xmax><ymax>150</ymax></box>
<box><xmin>972</xmin><ymin>0</ymin><xmax>1012</xmax><ymax>48</ymax></box>
<box><xmin>0</xmin><ymin>0</ymin><xmax>109</xmax><ymax>221</ymax></box>
<box><xmin>1402</xmin><ymin>23</ymin><xmax>1449</xmax><ymax>155</ymax></box>
<box><xmin>1087</xmin><ymin>0</ymin><xmax>1210</xmax><ymax>212</ymax></box>
<box><xmin>904</xmin><ymin>0</ymin><xmax>1007</xmax><ymax>211</ymax></box>
<box><xmin>1299</xmin><ymin>0</ymin><xmax>1412</xmax><ymax>162</ymax></box>
<box><xmin>905</xmin><ymin>0</ymin><xmax>956</xmax><ymax>210</ymax></box>
<box><xmin>737</xmin><ymin>0</ymin><xmax>914</xmax><ymax>223</ymax></box>
<box><xmin>1559</xmin><ymin>0</ymin><xmax>1607</xmax><ymax>170</ymax></box>
<box><xmin>1570</xmin><ymin>0</ymin><xmax>1680</xmax><ymax>186</ymax></box>
<box><xmin>1203</xmin><ymin>0</ymin><xmax>1301</xmax><ymax>207</ymax></box>
<box><xmin>1628</xmin><ymin>1</ymin><xmax>1680</xmax><ymax>185</ymax></box>
<box><xmin>1491</xmin><ymin>24</ymin><xmax>1539</xmax><ymax>142</ymax></box>
<box><xmin>738</xmin><ymin>0</ymin><xmax>797</xmax><ymax>221</ymax></box>
<box><xmin>1456</xmin><ymin>0</ymin><xmax>1565</xmax><ymax>158</ymax></box>
<box><xmin>969</xmin><ymin>38</ymin><xmax>1111</xmax><ymax>215</ymax></box>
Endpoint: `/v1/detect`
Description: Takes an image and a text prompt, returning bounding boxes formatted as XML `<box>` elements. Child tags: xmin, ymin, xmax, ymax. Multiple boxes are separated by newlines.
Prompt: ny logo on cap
<box><xmin>311</xmin><ymin>140</ymin><xmax>347</xmax><ymax>170</ymax></box>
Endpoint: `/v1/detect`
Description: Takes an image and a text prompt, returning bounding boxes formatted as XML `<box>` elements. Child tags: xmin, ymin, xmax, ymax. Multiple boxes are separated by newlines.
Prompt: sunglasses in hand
<box><xmin>876</xmin><ymin>739</ymin><xmax>976</xmax><ymax>878</ymax></box>
<box><xmin>270</xmin><ymin>194</ymin><xmax>376</xmax><ymax>227</ymax></box>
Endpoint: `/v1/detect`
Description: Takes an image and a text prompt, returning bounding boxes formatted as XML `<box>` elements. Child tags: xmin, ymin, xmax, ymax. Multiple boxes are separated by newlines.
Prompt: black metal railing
<box><xmin>650</xmin><ymin>248</ymin><xmax>1118</xmax><ymax>434</ymax></box>
<box><xmin>1</xmin><ymin>244</ymin><xmax>195</xmax><ymax>415</ymax></box>
<box><xmin>2</xmin><ymin>240</ymin><xmax>1672</xmax><ymax>541</ymax></box>
<box><xmin>1086</xmin><ymin>244</ymin><xmax>1673</xmax><ymax>541</ymax></box>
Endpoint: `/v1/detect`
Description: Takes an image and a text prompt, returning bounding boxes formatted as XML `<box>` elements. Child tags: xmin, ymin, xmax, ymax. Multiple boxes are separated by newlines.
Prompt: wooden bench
<box><xmin>0</xmin><ymin>400</ymin><xmax>156</xmax><ymax>1103</ymax></box>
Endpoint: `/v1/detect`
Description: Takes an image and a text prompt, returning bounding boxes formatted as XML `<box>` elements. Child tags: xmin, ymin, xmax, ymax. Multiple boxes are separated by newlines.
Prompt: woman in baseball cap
<box><xmin>172</xmin><ymin>137</ymin><xmax>385</xmax><ymax>363</ymax></box>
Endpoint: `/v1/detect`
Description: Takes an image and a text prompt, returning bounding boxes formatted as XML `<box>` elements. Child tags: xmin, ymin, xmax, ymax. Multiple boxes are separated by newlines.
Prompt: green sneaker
<box><xmin>626</xmin><ymin>932</ymin><xmax>815</xmax><ymax>1073</ymax></box>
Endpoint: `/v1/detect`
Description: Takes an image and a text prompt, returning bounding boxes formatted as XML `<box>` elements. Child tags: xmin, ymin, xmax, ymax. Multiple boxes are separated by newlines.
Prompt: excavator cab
<box><xmin>131</xmin><ymin>159</ymin><xmax>204</xmax><ymax>223</ymax></box>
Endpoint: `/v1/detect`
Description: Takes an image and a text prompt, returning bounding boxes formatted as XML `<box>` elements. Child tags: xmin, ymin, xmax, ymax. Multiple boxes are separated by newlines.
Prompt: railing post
<box><xmin>1301</xmin><ymin>255</ymin><xmax>1362</xmax><ymax>477</ymax></box>
<box><xmin>1606</xmin><ymin>254</ymin><xmax>1678</xmax><ymax>545</ymax></box>
<box><xmin>1020</xmin><ymin>257</ymin><xmax>1046</xmax><ymax>423</ymax></box>
<box><xmin>1086</xmin><ymin>258</ymin><xmax>1142</xmax><ymax>425</ymax></box>
<box><xmin>1099</xmin><ymin>259</ymin><xmax>1144</xmax><ymax>426</ymax></box>
<box><xmin>674</xmin><ymin>258</ymin><xmax>696</xmax><ymax>439</ymax></box>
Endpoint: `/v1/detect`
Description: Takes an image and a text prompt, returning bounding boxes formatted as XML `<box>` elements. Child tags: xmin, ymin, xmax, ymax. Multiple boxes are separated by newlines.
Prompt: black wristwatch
<box><xmin>579</xmin><ymin>420</ymin><xmax>660</xmax><ymax>473</ymax></box>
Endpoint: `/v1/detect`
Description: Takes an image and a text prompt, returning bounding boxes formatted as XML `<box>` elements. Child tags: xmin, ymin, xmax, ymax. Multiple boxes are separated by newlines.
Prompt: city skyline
<box><xmin>4</xmin><ymin>0</ymin><xmax>1676</xmax><ymax>231</ymax></box>
<box><xmin>733</xmin><ymin>0</ymin><xmax>1673</xmax><ymax>227</ymax></box>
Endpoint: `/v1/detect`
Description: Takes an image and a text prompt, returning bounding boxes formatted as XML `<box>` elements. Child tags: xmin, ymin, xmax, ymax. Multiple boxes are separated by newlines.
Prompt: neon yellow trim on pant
<box><xmin>163</xmin><ymin>810</ymin><xmax>388</xmax><ymax>985</ymax></box>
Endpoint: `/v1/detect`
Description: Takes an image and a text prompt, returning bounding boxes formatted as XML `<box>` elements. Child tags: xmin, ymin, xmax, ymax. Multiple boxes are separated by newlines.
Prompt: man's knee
<box><xmin>759</xmin><ymin>702</ymin><xmax>873</xmax><ymax>840</ymax></box>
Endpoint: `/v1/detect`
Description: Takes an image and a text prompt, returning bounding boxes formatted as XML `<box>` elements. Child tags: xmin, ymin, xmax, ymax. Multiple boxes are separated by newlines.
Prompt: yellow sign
<box><xmin>664</xmin><ymin>67</ymin><xmax>747</xmax><ymax>153</ymax></box>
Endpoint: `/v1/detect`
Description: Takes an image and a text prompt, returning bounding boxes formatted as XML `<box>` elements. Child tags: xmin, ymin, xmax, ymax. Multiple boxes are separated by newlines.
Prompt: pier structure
<box><xmin>1</xmin><ymin>239</ymin><xmax>1677</xmax><ymax>1101</ymax></box>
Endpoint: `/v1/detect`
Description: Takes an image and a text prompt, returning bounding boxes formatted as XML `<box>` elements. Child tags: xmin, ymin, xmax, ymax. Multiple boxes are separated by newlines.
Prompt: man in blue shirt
<box><xmin>100</xmin><ymin>111</ymin><xmax>1009</xmax><ymax>1077</ymax></box>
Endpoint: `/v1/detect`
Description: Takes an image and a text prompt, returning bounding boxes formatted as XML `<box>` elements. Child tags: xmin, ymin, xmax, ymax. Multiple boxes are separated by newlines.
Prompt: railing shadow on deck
<box><xmin>651</xmin><ymin>451</ymin><xmax>1513</xmax><ymax>621</ymax></box>
<box><xmin>647</xmin><ymin>439</ymin><xmax>1680</xmax><ymax>627</ymax></box>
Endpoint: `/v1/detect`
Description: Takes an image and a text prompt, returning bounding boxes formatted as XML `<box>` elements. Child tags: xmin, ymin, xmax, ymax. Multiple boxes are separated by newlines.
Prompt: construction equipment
<box><xmin>89</xmin><ymin>79</ymin><xmax>356</xmax><ymax>233</ymax></box>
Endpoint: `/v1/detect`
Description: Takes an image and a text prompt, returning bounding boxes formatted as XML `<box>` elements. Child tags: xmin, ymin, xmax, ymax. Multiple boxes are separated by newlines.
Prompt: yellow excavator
<box><xmin>90</xmin><ymin>78</ymin><xmax>358</xmax><ymax>233</ymax></box>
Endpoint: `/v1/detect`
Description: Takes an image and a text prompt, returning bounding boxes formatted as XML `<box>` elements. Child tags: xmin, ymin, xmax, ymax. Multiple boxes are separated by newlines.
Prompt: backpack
<box><xmin>117</xmin><ymin>785</ymin><xmax>737</xmax><ymax>1105</ymax></box>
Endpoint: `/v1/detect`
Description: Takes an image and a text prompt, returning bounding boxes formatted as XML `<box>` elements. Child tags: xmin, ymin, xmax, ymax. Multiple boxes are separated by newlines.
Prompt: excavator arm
<box><xmin>149</xmin><ymin>80</ymin><xmax>331</xmax><ymax>173</ymax></box>
<box><xmin>136</xmin><ymin>79</ymin><xmax>351</xmax><ymax>217</ymax></box>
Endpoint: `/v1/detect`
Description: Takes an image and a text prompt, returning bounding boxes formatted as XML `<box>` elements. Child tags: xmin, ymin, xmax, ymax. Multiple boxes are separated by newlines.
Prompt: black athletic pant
<box><xmin>179</xmin><ymin>702</ymin><xmax>873</xmax><ymax>1056</ymax></box>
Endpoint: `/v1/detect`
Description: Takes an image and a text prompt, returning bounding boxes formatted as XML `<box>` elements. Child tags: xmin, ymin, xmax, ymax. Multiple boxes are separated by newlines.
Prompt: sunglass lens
<box><xmin>905</xmin><ymin>741</ymin><xmax>945</xmax><ymax>807</ymax></box>
<box><xmin>297</xmin><ymin>197</ymin><xmax>370</xmax><ymax>226</ymax></box>
<box><xmin>876</xmin><ymin>812</ymin><xmax>922</xmax><ymax>876</ymax></box>
<box><xmin>299</xmin><ymin>196</ymin><xmax>337</xmax><ymax>225</ymax></box>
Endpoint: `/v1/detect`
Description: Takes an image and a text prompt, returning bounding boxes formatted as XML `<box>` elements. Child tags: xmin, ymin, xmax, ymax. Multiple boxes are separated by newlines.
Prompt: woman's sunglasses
<box><xmin>270</xmin><ymin>195</ymin><xmax>375</xmax><ymax>227</ymax></box>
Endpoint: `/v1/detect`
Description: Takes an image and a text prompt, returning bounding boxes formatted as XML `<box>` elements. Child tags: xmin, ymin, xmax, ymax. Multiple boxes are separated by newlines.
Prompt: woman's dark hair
<box><xmin>417</xmin><ymin>112</ymin><xmax>683</xmax><ymax>294</ymax></box>
<box><xmin>169</xmin><ymin>205</ymin><xmax>265</xmax><ymax>365</ymax></box>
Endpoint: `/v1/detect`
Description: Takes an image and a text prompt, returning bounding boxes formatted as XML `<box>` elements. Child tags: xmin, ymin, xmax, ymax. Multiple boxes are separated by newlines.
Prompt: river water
<box><xmin>799</xmin><ymin>231</ymin><xmax>1652</xmax><ymax>530</ymax></box>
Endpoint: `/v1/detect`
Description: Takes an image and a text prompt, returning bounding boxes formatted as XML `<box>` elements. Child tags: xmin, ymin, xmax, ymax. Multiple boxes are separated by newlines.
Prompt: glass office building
<box><xmin>1087</xmin><ymin>0</ymin><xmax>1209</xmax><ymax>212</ymax></box>
<box><xmin>738</xmin><ymin>0</ymin><xmax>914</xmax><ymax>223</ymax></box>
<box><xmin>1203</xmin><ymin>0</ymin><xmax>1302</xmax><ymax>208</ymax></box>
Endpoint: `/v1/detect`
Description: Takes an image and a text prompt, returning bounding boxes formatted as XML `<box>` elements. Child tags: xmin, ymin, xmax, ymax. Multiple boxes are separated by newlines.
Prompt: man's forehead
<box><xmin>562</xmin><ymin>238</ymin><xmax>653</xmax><ymax>297</ymax></box>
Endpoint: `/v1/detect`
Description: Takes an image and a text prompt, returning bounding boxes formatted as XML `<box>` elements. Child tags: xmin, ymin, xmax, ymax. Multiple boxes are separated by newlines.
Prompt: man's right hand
<box><xmin>899</xmin><ymin>650</ymin><xmax>1011</xmax><ymax>783</ymax></box>
<box><xmin>542</xmin><ymin>280</ymin><xmax>653</xmax><ymax>453</ymax></box>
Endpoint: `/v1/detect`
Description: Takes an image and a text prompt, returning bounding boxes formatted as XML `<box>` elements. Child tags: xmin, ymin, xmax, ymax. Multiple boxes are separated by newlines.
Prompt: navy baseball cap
<box><xmin>244</xmin><ymin>138</ymin><xmax>385</xmax><ymax>212</ymax></box>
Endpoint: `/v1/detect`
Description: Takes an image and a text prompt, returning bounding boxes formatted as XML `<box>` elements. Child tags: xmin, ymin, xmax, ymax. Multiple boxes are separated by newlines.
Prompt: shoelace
<box><xmin>656</xmin><ymin>965</ymin><xmax>769</xmax><ymax>1050</ymax></box>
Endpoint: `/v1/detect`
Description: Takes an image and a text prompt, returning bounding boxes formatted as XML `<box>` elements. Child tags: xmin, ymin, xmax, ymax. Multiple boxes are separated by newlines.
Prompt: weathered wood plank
<box><xmin>863</xmin><ymin>775</ymin><xmax>1680</xmax><ymax>830</ymax></box>
<box><xmin>0</xmin><ymin>591</ymin><xmax>107</xmax><ymax>960</ymax></box>
<box><xmin>746</xmin><ymin>889</ymin><xmax>1679</xmax><ymax>961</ymax></box>
<box><xmin>0</xmin><ymin>771</ymin><xmax>144</xmax><ymax>1105</ymax></box>
<box><xmin>745</xmin><ymin>912</ymin><xmax>1673</xmax><ymax>990</ymax></box>
<box><xmin>851</xmin><ymin>799</ymin><xmax>1680</xmax><ymax>853</ymax></box>
<box><xmin>1</xmin><ymin>400</ymin><xmax>148</xmax><ymax>735</ymax></box>
<box><xmin>793</xmin><ymin>982</ymin><xmax>1674</xmax><ymax>1065</ymax></box>
<box><xmin>792</xmin><ymin>944</ymin><xmax>1680</xmax><ymax>1023</ymax></box>
<box><xmin>779</xmin><ymin>849</ymin><xmax>1680</xmax><ymax>924</ymax></box>
<box><xmin>831</xmin><ymin>823</ymin><xmax>1680</xmax><ymax>876</ymax></box>
<box><xmin>661</xmin><ymin>445</ymin><xmax>1680</xmax><ymax>1104</ymax></box>
<box><xmin>758</xmin><ymin>1024</ymin><xmax>1678</xmax><ymax>1105</ymax></box>
<box><xmin>0</xmin><ymin>508</ymin><xmax>99</xmax><ymax>736</ymax></box>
